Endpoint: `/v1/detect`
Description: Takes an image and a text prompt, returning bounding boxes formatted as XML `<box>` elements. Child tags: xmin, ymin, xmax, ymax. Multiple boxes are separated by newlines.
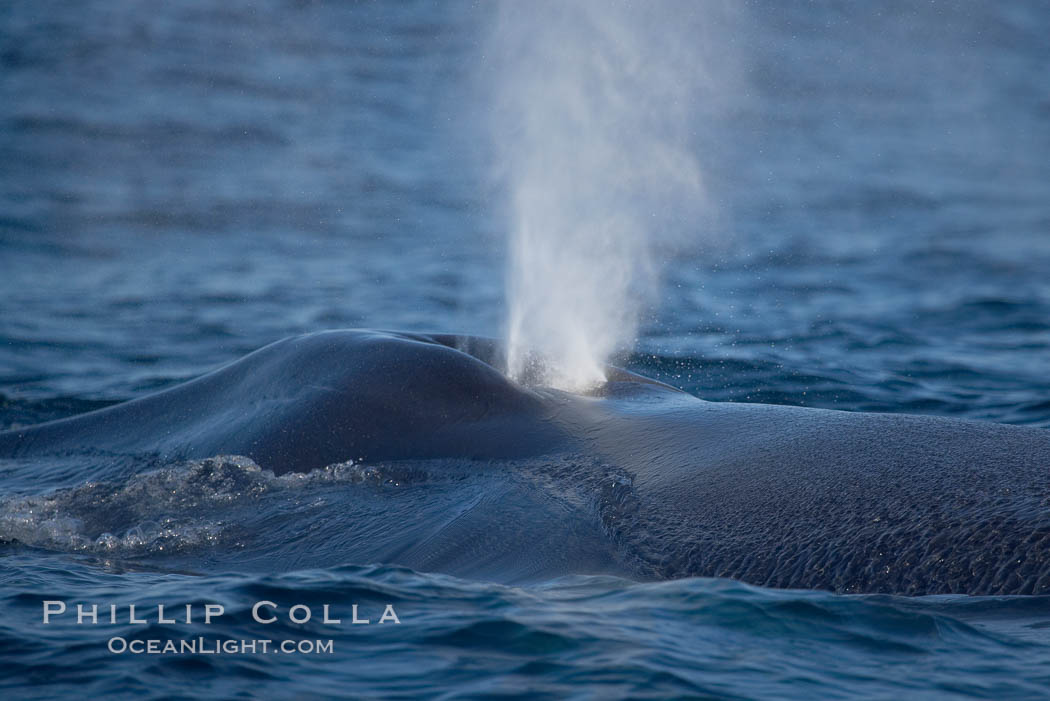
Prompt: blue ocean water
<box><xmin>2</xmin><ymin>0</ymin><xmax>1050</xmax><ymax>698</ymax></box>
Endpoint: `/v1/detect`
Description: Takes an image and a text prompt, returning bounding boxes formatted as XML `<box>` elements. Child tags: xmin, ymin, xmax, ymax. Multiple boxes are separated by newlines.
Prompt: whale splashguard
<box><xmin>2</xmin><ymin>329</ymin><xmax>1050</xmax><ymax>595</ymax></box>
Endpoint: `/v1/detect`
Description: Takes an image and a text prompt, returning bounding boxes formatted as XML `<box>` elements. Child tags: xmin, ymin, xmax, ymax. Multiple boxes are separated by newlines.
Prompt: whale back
<box><xmin>0</xmin><ymin>330</ymin><xmax>569</xmax><ymax>472</ymax></box>
<box><xmin>571</xmin><ymin>396</ymin><xmax>1050</xmax><ymax>594</ymax></box>
<box><xmin>4</xmin><ymin>328</ymin><xmax>1050</xmax><ymax>594</ymax></box>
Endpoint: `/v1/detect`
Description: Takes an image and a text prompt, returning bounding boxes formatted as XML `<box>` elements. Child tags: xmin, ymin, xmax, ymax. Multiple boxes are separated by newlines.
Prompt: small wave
<box><xmin>0</xmin><ymin>455</ymin><xmax>433</xmax><ymax>558</ymax></box>
<box><xmin>3</xmin><ymin>556</ymin><xmax>1047</xmax><ymax>699</ymax></box>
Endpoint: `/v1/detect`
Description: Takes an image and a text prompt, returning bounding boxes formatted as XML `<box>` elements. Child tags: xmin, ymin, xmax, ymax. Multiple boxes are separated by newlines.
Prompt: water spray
<box><xmin>486</xmin><ymin>0</ymin><xmax>710</xmax><ymax>390</ymax></box>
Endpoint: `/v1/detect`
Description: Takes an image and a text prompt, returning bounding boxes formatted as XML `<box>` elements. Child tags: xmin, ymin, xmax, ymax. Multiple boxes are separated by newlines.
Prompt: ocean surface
<box><xmin>2</xmin><ymin>0</ymin><xmax>1050</xmax><ymax>698</ymax></box>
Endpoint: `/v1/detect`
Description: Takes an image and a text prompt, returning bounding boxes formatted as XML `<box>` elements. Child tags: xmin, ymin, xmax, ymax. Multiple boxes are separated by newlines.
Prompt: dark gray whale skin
<box><xmin>2</xmin><ymin>329</ymin><xmax>1050</xmax><ymax>595</ymax></box>
<box><xmin>0</xmin><ymin>330</ymin><xmax>570</xmax><ymax>470</ymax></box>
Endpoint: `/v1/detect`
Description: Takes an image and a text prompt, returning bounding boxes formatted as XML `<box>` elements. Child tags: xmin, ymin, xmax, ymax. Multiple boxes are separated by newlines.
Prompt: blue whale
<box><xmin>2</xmin><ymin>329</ymin><xmax>1049</xmax><ymax>595</ymax></box>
